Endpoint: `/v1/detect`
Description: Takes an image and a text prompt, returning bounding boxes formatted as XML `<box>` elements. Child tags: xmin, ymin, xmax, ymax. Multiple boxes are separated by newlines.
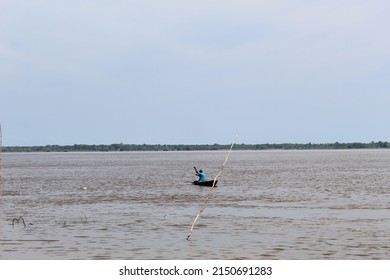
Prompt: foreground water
<box><xmin>0</xmin><ymin>150</ymin><xmax>389</xmax><ymax>259</ymax></box>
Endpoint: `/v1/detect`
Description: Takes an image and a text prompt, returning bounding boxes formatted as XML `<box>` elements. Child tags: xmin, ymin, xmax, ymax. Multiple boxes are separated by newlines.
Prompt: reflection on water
<box><xmin>1</xmin><ymin>150</ymin><xmax>389</xmax><ymax>259</ymax></box>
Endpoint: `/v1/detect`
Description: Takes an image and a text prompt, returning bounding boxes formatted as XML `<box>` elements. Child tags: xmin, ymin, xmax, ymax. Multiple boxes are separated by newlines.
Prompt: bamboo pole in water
<box><xmin>0</xmin><ymin>122</ymin><xmax>2</xmax><ymax>186</ymax></box>
<box><xmin>186</xmin><ymin>134</ymin><xmax>238</xmax><ymax>241</ymax></box>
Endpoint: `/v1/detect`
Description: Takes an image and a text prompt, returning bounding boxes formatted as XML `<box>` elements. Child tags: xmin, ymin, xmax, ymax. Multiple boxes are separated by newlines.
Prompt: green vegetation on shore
<box><xmin>2</xmin><ymin>141</ymin><xmax>390</xmax><ymax>152</ymax></box>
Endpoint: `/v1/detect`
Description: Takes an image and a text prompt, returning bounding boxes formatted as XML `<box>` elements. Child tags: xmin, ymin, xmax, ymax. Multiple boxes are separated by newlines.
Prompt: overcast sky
<box><xmin>1</xmin><ymin>0</ymin><xmax>389</xmax><ymax>146</ymax></box>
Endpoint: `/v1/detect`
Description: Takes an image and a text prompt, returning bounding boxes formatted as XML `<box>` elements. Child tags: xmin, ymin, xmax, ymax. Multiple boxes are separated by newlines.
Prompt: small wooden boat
<box><xmin>192</xmin><ymin>180</ymin><xmax>218</xmax><ymax>187</ymax></box>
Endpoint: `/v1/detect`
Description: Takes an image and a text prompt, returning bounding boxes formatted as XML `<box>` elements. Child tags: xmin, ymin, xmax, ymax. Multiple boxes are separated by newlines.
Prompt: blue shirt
<box><xmin>198</xmin><ymin>171</ymin><xmax>206</xmax><ymax>182</ymax></box>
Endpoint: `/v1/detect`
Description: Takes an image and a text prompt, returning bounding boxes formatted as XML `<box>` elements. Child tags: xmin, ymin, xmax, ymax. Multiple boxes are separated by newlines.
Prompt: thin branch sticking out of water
<box><xmin>8</xmin><ymin>212</ymin><xmax>28</xmax><ymax>228</ymax></box>
<box><xmin>55</xmin><ymin>215</ymin><xmax>89</xmax><ymax>227</ymax></box>
<box><xmin>186</xmin><ymin>135</ymin><xmax>238</xmax><ymax>241</ymax></box>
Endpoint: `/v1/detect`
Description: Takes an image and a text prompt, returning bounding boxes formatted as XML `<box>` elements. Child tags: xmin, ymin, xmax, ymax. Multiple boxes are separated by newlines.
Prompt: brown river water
<box><xmin>0</xmin><ymin>150</ymin><xmax>389</xmax><ymax>259</ymax></box>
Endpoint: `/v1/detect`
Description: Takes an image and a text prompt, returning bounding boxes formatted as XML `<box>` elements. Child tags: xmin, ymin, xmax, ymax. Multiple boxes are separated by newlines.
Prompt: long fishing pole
<box><xmin>186</xmin><ymin>134</ymin><xmax>238</xmax><ymax>241</ymax></box>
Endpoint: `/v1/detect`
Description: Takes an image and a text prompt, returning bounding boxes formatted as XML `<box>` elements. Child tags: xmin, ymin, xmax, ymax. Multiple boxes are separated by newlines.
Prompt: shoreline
<box><xmin>2</xmin><ymin>141</ymin><xmax>390</xmax><ymax>152</ymax></box>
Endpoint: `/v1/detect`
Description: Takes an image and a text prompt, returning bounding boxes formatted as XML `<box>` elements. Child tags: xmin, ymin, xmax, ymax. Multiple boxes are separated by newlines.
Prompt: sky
<box><xmin>1</xmin><ymin>0</ymin><xmax>389</xmax><ymax>146</ymax></box>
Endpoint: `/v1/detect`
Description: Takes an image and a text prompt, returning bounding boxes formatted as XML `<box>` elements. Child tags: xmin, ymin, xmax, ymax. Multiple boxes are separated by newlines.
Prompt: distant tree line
<box><xmin>2</xmin><ymin>141</ymin><xmax>390</xmax><ymax>152</ymax></box>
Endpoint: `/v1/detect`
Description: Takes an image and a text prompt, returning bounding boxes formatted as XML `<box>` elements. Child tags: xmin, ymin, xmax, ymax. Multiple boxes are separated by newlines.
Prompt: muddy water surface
<box><xmin>1</xmin><ymin>150</ymin><xmax>389</xmax><ymax>259</ymax></box>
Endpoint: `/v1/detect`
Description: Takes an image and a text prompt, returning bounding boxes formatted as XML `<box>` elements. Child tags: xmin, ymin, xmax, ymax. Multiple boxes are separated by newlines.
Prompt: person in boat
<box><xmin>196</xmin><ymin>169</ymin><xmax>206</xmax><ymax>183</ymax></box>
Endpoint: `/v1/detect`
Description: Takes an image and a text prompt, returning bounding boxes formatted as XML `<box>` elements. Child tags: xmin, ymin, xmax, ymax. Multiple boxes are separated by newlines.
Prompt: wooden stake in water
<box><xmin>0</xmin><ymin>122</ymin><xmax>2</xmax><ymax>186</ymax></box>
<box><xmin>186</xmin><ymin>135</ymin><xmax>238</xmax><ymax>241</ymax></box>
